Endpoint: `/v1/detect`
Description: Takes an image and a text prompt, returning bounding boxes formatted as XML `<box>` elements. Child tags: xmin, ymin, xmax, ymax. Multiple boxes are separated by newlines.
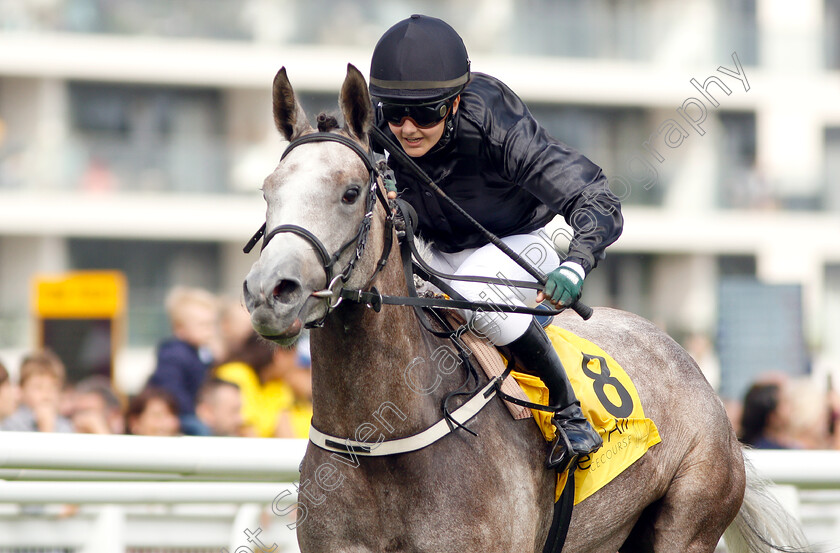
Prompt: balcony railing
<box><xmin>0</xmin><ymin>0</ymin><xmax>758</xmax><ymax>63</ymax></box>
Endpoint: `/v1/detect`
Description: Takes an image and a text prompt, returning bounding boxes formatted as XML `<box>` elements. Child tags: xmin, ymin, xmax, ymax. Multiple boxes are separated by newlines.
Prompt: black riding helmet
<box><xmin>369</xmin><ymin>14</ymin><xmax>470</xmax><ymax>104</ymax></box>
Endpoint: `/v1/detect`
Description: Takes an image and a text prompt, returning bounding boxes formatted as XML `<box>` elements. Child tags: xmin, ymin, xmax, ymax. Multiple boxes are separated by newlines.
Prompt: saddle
<box><xmin>444</xmin><ymin>311</ymin><xmax>534</xmax><ymax>420</ymax></box>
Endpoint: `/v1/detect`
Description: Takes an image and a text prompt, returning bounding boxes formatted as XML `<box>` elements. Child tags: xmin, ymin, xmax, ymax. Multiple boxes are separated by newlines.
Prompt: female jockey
<box><xmin>369</xmin><ymin>14</ymin><xmax>623</xmax><ymax>468</ymax></box>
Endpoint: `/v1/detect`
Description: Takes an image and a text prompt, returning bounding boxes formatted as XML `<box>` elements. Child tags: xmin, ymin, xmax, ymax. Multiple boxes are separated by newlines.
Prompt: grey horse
<box><xmin>243</xmin><ymin>64</ymin><xmax>809</xmax><ymax>553</ymax></box>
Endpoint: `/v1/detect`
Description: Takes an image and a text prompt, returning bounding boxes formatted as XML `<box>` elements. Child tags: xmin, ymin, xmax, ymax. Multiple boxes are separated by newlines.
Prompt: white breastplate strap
<box><xmin>309</xmin><ymin>378</ymin><xmax>499</xmax><ymax>456</ymax></box>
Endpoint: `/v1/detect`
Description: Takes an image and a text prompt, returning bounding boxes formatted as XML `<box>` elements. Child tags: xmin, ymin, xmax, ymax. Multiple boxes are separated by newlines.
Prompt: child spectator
<box><xmin>214</xmin><ymin>332</ymin><xmax>312</xmax><ymax>438</ymax></box>
<box><xmin>0</xmin><ymin>359</ymin><xmax>18</xmax><ymax>424</ymax></box>
<box><xmin>1</xmin><ymin>350</ymin><xmax>74</xmax><ymax>432</ymax></box>
<box><xmin>125</xmin><ymin>387</ymin><xmax>181</xmax><ymax>436</ymax></box>
<box><xmin>70</xmin><ymin>375</ymin><xmax>125</xmax><ymax>434</ymax></box>
<box><xmin>146</xmin><ymin>287</ymin><xmax>219</xmax><ymax>435</ymax></box>
<box><xmin>195</xmin><ymin>378</ymin><xmax>243</xmax><ymax>436</ymax></box>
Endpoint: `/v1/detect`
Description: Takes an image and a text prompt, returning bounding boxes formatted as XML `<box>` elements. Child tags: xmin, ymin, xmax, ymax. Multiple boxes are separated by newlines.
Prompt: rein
<box><xmin>343</xmin><ymin>199</ymin><xmax>579</xmax><ymax>317</ymax></box>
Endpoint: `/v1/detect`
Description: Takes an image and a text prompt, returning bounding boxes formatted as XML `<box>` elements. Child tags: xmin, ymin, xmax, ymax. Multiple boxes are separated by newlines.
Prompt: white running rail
<box><xmin>0</xmin><ymin>433</ymin><xmax>839</xmax><ymax>552</ymax></box>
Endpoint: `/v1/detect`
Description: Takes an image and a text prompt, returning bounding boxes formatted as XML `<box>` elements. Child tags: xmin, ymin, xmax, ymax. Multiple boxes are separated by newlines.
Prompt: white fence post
<box><xmin>80</xmin><ymin>504</ymin><xmax>126</xmax><ymax>553</ymax></box>
<box><xmin>229</xmin><ymin>503</ymin><xmax>263</xmax><ymax>552</ymax></box>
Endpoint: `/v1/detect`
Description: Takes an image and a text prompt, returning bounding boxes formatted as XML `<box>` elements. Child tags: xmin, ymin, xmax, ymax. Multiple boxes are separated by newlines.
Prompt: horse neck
<box><xmin>309</xmin><ymin>231</ymin><xmax>459</xmax><ymax>439</ymax></box>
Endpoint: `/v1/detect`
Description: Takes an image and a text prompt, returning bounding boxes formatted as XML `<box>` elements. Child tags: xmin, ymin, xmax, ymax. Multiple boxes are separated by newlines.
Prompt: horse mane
<box><xmin>317</xmin><ymin>112</ymin><xmax>340</xmax><ymax>132</ymax></box>
<box><xmin>413</xmin><ymin>236</ymin><xmax>434</xmax><ymax>267</ymax></box>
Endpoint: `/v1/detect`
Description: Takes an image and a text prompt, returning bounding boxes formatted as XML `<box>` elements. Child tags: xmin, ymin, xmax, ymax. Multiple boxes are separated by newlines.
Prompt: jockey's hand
<box><xmin>378</xmin><ymin>160</ymin><xmax>398</xmax><ymax>200</ymax></box>
<box><xmin>536</xmin><ymin>261</ymin><xmax>585</xmax><ymax>308</ymax></box>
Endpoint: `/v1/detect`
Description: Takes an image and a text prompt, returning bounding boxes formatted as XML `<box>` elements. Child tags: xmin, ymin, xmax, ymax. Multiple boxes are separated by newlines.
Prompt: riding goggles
<box><xmin>379</xmin><ymin>99</ymin><xmax>452</xmax><ymax>128</ymax></box>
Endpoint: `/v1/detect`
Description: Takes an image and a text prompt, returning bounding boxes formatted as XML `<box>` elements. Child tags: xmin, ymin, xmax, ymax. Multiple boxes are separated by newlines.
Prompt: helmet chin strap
<box><xmin>443</xmin><ymin>112</ymin><xmax>455</xmax><ymax>140</ymax></box>
<box><xmin>443</xmin><ymin>89</ymin><xmax>465</xmax><ymax>137</ymax></box>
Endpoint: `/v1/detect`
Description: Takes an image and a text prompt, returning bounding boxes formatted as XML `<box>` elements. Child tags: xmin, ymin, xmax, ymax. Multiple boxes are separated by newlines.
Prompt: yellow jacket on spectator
<box><xmin>215</xmin><ymin>361</ymin><xmax>311</xmax><ymax>438</ymax></box>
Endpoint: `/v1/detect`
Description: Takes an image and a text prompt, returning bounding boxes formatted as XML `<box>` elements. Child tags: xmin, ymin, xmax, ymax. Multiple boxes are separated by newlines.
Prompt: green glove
<box><xmin>543</xmin><ymin>261</ymin><xmax>585</xmax><ymax>307</ymax></box>
<box><xmin>377</xmin><ymin>161</ymin><xmax>398</xmax><ymax>194</ymax></box>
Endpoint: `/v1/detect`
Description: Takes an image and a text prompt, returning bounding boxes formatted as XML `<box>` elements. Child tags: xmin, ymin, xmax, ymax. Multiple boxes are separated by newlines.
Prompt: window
<box><xmin>510</xmin><ymin>0</ymin><xmax>652</xmax><ymax>59</ymax></box>
<box><xmin>68</xmin><ymin>82</ymin><xmax>227</xmax><ymax>193</ymax></box>
<box><xmin>824</xmin><ymin>127</ymin><xmax>840</xmax><ymax>212</ymax></box>
<box><xmin>529</xmin><ymin>104</ymin><xmax>661</xmax><ymax>205</ymax></box>
<box><xmin>717</xmin><ymin>277</ymin><xmax>807</xmax><ymax>401</ymax></box>
<box><xmin>716</xmin><ymin>0</ymin><xmax>758</xmax><ymax>66</ymax></box>
<box><xmin>827</xmin><ymin>0</ymin><xmax>840</xmax><ymax>69</ymax></box>
<box><xmin>716</xmin><ymin>111</ymin><xmax>759</xmax><ymax>209</ymax></box>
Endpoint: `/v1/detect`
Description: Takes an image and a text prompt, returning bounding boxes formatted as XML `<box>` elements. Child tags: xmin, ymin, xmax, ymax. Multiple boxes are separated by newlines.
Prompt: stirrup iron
<box><xmin>546</xmin><ymin>426</ymin><xmax>578</xmax><ymax>472</ymax></box>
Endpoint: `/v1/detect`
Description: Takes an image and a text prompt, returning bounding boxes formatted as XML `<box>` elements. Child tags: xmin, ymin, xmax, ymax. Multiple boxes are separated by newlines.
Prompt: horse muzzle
<box><xmin>243</xmin><ymin>262</ymin><xmax>313</xmax><ymax>344</ymax></box>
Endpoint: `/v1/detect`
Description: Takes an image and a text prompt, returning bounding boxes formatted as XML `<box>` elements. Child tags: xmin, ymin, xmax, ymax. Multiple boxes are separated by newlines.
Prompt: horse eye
<box><xmin>342</xmin><ymin>187</ymin><xmax>361</xmax><ymax>204</ymax></box>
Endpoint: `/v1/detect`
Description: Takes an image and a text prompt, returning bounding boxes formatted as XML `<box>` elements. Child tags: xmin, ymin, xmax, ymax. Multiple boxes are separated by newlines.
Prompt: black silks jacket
<box><xmin>373</xmin><ymin>72</ymin><xmax>623</xmax><ymax>274</ymax></box>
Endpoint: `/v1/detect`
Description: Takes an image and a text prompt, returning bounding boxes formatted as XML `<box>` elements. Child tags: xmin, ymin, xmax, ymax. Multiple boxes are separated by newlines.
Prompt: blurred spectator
<box><xmin>59</xmin><ymin>382</ymin><xmax>77</xmax><ymax>420</ymax></box>
<box><xmin>723</xmin><ymin>398</ymin><xmax>742</xmax><ymax>434</ymax></box>
<box><xmin>214</xmin><ymin>332</ymin><xmax>312</xmax><ymax>438</ymax></box>
<box><xmin>80</xmin><ymin>157</ymin><xmax>117</xmax><ymax>192</ymax></box>
<box><xmin>785</xmin><ymin>377</ymin><xmax>831</xmax><ymax>449</ymax></box>
<box><xmin>830</xmin><ymin>374</ymin><xmax>840</xmax><ymax>449</ymax></box>
<box><xmin>147</xmin><ymin>286</ymin><xmax>219</xmax><ymax>435</ymax></box>
<box><xmin>272</xmin><ymin>338</ymin><xmax>312</xmax><ymax>403</ymax></box>
<box><xmin>0</xmin><ymin>358</ymin><xmax>19</xmax><ymax>423</ymax></box>
<box><xmin>739</xmin><ymin>379</ymin><xmax>794</xmax><ymax>449</ymax></box>
<box><xmin>296</xmin><ymin>330</ymin><xmax>312</xmax><ymax>368</ymax></box>
<box><xmin>218</xmin><ymin>298</ymin><xmax>255</xmax><ymax>360</ymax></box>
<box><xmin>195</xmin><ymin>378</ymin><xmax>243</xmax><ymax>436</ymax></box>
<box><xmin>684</xmin><ymin>332</ymin><xmax>720</xmax><ymax>391</ymax></box>
<box><xmin>70</xmin><ymin>376</ymin><xmax>125</xmax><ymax>434</ymax></box>
<box><xmin>125</xmin><ymin>387</ymin><xmax>181</xmax><ymax>436</ymax></box>
<box><xmin>1</xmin><ymin>350</ymin><xmax>74</xmax><ymax>432</ymax></box>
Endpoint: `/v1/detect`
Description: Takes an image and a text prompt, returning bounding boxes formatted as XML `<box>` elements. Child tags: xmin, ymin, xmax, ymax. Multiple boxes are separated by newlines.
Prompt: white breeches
<box><xmin>424</xmin><ymin>230</ymin><xmax>559</xmax><ymax>346</ymax></box>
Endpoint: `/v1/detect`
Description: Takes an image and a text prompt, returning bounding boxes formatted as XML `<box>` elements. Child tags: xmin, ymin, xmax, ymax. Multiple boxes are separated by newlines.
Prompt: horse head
<box><xmin>243</xmin><ymin>64</ymin><xmax>381</xmax><ymax>345</ymax></box>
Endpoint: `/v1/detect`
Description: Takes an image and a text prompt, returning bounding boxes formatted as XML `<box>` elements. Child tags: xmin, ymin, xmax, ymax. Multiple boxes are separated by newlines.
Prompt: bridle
<box><xmin>243</xmin><ymin>131</ymin><xmax>394</xmax><ymax>328</ymax></box>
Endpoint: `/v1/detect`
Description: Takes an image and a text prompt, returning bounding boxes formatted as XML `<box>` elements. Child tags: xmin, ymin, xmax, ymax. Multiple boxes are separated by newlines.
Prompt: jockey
<box><xmin>369</xmin><ymin>14</ymin><xmax>623</xmax><ymax>468</ymax></box>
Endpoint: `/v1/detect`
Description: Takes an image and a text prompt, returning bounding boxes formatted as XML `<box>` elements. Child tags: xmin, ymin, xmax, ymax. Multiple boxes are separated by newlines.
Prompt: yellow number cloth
<box><xmin>510</xmin><ymin>325</ymin><xmax>661</xmax><ymax>504</ymax></box>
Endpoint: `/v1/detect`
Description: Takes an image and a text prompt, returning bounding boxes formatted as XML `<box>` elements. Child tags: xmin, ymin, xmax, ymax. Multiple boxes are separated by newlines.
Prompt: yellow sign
<box><xmin>33</xmin><ymin>271</ymin><xmax>126</xmax><ymax>318</ymax></box>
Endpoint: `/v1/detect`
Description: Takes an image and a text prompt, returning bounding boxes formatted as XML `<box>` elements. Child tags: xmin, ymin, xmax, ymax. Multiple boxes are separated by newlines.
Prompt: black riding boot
<box><xmin>508</xmin><ymin>319</ymin><xmax>603</xmax><ymax>470</ymax></box>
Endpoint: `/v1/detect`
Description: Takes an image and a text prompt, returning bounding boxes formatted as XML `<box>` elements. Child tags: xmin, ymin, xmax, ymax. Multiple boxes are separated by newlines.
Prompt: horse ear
<box><xmin>273</xmin><ymin>67</ymin><xmax>311</xmax><ymax>141</ymax></box>
<box><xmin>339</xmin><ymin>63</ymin><xmax>373</xmax><ymax>141</ymax></box>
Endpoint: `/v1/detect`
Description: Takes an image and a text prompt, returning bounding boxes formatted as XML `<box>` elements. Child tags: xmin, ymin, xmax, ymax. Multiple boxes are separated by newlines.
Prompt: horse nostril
<box><xmin>272</xmin><ymin>279</ymin><xmax>300</xmax><ymax>304</ymax></box>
